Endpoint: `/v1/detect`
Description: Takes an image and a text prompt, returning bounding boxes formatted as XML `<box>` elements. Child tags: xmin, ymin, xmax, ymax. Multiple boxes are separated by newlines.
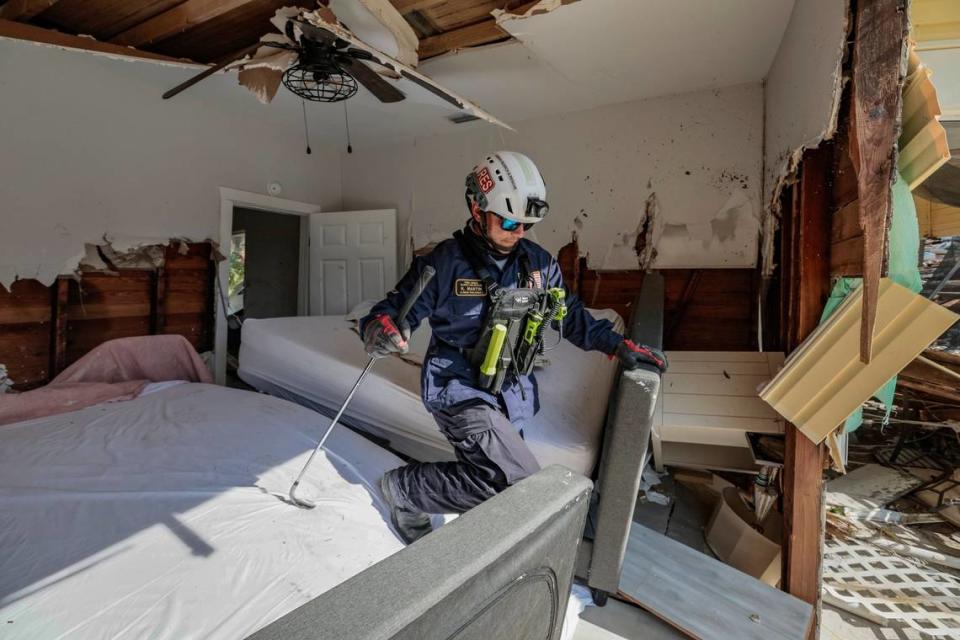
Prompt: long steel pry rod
<box><xmin>288</xmin><ymin>265</ymin><xmax>436</xmax><ymax>508</ymax></box>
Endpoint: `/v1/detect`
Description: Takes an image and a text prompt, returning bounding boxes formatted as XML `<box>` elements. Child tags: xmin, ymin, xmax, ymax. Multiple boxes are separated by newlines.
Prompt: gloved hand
<box><xmin>363</xmin><ymin>314</ymin><xmax>411</xmax><ymax>359</ymax></box>
<box><xmin>614</xmin><ymin>340</ymin><xmax>668</xmax><ymax>374</ymax></box>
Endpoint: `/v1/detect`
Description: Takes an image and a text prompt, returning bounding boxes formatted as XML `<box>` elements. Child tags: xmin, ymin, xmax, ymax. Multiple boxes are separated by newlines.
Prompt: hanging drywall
<box><xmin>0</xmin><ymin>38</ymin><xmax>343</xmax><ymax>289</ymax></box>
<box><xmin>339</xmin><ymin>83</ymin><xmax>763</xmax><ymax>271</ymax></box>
<box><xmin>763</xmin><ymin>0</ymin><xmax>850</xmax><ymax>274</ymax></box>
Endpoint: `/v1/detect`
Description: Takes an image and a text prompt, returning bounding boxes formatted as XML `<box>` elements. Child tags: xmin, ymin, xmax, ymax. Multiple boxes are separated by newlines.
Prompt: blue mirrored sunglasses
<box><xmin>496</xmin><ymin>215</ymin><xmax>530</xmax><ymax>232</ymax></box>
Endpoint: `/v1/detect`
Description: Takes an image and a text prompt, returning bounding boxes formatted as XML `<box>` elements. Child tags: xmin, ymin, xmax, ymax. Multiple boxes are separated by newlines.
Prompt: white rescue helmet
<box><xmin>465</xmin><ymin>151</ymin><xmax>549</xmax><ymax>226</ymax></box>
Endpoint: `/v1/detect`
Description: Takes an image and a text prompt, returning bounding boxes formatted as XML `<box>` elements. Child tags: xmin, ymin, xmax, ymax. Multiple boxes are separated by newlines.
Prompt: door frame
<box><xmin>216</xmin><ymin>187</ymin><xmax>322</xmax><ymax>384</ymax></box>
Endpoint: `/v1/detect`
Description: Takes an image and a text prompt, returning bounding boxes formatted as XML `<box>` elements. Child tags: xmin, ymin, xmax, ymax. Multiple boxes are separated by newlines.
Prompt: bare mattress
<box><xmin>238</xmin><ymin>309</ymin><xmax>625</xmax><ymax>475</ymax></box>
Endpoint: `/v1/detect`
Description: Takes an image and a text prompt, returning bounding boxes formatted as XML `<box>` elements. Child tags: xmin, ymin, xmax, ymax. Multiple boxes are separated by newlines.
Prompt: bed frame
<box><xmin>247</xmin><ymin>465</ymin><xmax>592</xmax><ymax>640</ymax></box>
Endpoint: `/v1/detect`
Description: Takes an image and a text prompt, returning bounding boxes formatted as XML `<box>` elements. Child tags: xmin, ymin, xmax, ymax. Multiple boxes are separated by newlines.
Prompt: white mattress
<box><xmin>0</xmin><ymin>383</ymin><xmax>411</xmax><ymax>639</ymax></box>
<box><xmin>238</xmin><ymin>310</ymin><xmax>624</xmax><ymax>475</ymax></box>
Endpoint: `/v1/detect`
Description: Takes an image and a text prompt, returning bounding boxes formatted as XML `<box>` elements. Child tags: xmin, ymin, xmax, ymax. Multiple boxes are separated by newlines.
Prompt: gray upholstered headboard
<box><xmin>577</xmin><ymin>271</ymin><xmax>663</xmax><ymax>602</ymax></box>
<box><xmin>248</xmin><ymin>465</ymin><xmax>592</xmax><ymax>640</ymax></box>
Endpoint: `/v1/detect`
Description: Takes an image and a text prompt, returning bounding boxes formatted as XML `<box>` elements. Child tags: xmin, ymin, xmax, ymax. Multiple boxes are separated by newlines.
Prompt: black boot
<box><xmin>380</xmin><ymin>471</ymin><xmax>433</xmax><ymax>545</ymax></box>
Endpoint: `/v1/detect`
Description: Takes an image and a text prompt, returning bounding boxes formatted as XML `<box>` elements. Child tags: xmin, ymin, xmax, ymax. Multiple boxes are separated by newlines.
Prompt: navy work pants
<box><xmin>385</xmin><ymin>401</ymin><xmax>541</xmax><ymax>514</ymax></box>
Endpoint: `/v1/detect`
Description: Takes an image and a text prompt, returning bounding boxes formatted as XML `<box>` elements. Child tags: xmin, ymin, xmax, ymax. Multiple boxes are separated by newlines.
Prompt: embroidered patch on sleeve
<box><xmin>455</xmin><ymin>279</ymin><xmax>486</xmax><ymax>296</ymax></box>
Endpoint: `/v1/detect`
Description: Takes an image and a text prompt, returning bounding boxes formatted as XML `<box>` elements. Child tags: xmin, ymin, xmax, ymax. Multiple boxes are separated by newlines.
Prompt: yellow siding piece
<box><xmin>760</xmin><ymin>279</ymin><xmax>959</xmax><ymax>444</ymax></box>
<box><xmin>899</xmin><ymin>47</ymin><xmax>951</xmax><ymax>190</ymax></box>
<box><xmin>911</xmin><ymin>0</ymin><xmax>960</xmax><ymax>44</ymax></box>
<box><xmin>916</xmin><ymin>193</ymin><xmax>960</xmax><ymax>237</ymax></box>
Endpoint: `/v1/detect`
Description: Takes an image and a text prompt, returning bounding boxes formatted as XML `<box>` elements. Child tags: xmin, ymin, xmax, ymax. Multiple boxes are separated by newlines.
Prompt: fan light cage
<box><xmin>283</xmin><ymin>64</ymin><xmax>358</xmax><ymax>102</ymax></box>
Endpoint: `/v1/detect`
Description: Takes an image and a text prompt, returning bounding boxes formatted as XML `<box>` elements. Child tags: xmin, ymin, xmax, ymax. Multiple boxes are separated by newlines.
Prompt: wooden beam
<box><xmin>781</xmin><ymin>146</ymin><xmax>832</xmax><ymax>639</ymax></box>
<box><xmin>851</xmin><ymin>0</ymin><xmax>909</xmax><ymax>363</ymax></box>
<box><xmin>111</xmin><ymin>0</ymin><xmax>255</xmax><ymax>48</ymax></box>
<box><xmin>0</xmin><ymin>0</ymin><xmax>60</xmax><ymax>21</ymax></box>
<box><xmin>0</xmin><ymin>19</ymin><xmax>196</xmax><ymax>64</ymax></box>
<box><xmin>418</xmin><ymin>18</ymin><xmax>508</xmax><ymax>59</ymax></box>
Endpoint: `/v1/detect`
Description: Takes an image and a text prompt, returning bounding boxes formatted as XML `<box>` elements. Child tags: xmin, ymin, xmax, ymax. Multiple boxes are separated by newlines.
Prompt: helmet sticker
<box><xmin>476</xmin><ymin>167</ymin><xmax>495</xmax><ymax>194</ymax></box>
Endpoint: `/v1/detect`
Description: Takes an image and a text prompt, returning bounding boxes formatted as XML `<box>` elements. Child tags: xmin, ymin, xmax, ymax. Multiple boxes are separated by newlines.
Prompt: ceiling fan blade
<box><xmin>341</xmin><ymin>58</ymin><xmax>405</xmax><ymax>103</ymax></box>
<box><xmin>163</xmin><ymin>43</ymin><xmax>261</xmax><ymax>100</ymax></box>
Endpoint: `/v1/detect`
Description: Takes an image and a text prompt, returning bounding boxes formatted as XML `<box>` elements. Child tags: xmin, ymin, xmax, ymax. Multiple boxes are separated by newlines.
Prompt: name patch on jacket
<box><xmin>455</xmin><ymin>279</ymin><xmax>486</xmax><ymax>296</ymax></box>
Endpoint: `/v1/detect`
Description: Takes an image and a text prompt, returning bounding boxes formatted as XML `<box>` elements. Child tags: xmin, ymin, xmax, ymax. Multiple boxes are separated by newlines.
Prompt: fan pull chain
<box><xmin>301</xmin><ymin>99</ymin><xmax>312</xmax><ymax>155</ymax></box>
<box><xmin>343</xmin><ymin>102</ymin><xmax>353</xmax><ymax>154</ymax></box>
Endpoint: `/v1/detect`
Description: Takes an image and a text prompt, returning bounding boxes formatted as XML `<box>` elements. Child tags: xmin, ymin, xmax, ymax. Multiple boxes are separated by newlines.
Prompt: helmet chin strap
<box><xmin>469</xmin><ymin>216</ymin><xmax>513</xmax><ymax>258</ymax></box>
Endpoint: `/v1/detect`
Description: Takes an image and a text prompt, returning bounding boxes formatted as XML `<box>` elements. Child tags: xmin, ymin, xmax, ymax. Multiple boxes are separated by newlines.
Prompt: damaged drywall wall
<box><xmin>763</xmin><ymin>0</ymin><xmax>851</xmax><ymax>274</ymax></box>
<box><xmin>340</xmin><ymin>83</ymin><xmax>764</xmax><ymax>271</ymax></box>
<box><xmin>0</xmin><ymin>37</ymin><xmax>342</xmax><ymax>290</ymax></box>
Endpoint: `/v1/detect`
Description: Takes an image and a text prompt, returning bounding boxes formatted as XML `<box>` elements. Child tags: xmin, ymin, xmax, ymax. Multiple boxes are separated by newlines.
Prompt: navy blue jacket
<box><xmin>361</xmin><ymin>233</ymin><xmax>624</xmax><ymax>426</ymax></box>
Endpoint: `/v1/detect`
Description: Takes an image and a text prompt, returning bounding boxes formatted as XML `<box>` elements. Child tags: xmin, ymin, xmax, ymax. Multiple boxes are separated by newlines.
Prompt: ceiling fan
<box><xmin>161</xmin><ymin>7</ymin><xmax>509</xmax><ymax>131</ymax></box>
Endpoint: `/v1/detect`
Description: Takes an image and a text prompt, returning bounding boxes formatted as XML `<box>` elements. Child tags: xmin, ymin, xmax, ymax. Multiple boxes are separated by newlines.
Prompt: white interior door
<box><xmin>309</xmin><ymin>209</ymin><xmax>397</xmax><ymax>315</ymax></box>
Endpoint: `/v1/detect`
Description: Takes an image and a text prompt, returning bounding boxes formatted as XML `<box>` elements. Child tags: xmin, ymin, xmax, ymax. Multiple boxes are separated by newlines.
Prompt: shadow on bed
<box><xmin>0</xmin><ymin>382</ymin><xmax>407</xmax><ymax>609</ymax></box>
<box><xmin>249</xmin><ymin>465</ymin><xmax>592</xmax><ymax>640</ymax></box>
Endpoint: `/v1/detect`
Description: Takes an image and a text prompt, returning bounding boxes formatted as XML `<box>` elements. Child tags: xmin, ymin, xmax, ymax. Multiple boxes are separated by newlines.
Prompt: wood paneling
<box><xmin>0</xmin><ymin>242</ymin><xmax>214</xmax><ymax>390</ymax></box>
<box><xmin>0</xmin><ymin>279</ymin><xmax>53</xmax><ymax>389</ymax></box>
<box><xmin>39</xmin><ymin>0</ymin><xmax>188</xmax><ymax>40</ymax></box>
<box><xmin>557</xmin><ymin>238</ymin><xmax>757</xmax><ymax>351</ymax></box>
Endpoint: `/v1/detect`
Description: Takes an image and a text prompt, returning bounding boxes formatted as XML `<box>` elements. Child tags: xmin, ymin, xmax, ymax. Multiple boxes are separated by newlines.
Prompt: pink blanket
<box><xmin>0</xmin><ymin>335</ymin><xmax>213</xmax><ymax>427</ymax></box>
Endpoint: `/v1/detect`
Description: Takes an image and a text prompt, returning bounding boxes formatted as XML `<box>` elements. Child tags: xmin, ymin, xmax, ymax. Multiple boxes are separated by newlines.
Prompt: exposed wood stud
<box><xmin>781</xmin><ymin>146</ymin><xmax>833</xmax><ymax>639</ymax></box>
<box><xmin>851</xmin><ymin>0</ymin><xmax>909</xmax><ymax>363</ymax></box>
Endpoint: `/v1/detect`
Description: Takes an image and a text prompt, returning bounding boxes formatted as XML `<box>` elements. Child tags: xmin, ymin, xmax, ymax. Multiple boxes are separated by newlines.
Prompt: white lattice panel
<box><xmin>824</xmin><ymin>537</ymin><xmax>960</xmax><ymax>638</ymax></box>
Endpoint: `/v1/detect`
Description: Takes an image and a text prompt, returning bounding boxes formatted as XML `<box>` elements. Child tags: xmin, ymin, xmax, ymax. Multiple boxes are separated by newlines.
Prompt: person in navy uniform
<box><xmin>361</xmin><ymin>151</ymin><xmax>667</xmax><ymax>544</ymax></box>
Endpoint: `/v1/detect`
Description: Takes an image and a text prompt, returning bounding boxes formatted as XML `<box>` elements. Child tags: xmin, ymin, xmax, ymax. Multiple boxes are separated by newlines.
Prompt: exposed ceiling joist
<box><xmin>0</xmin><ymin>0</ymin><xmax>60</xmax><ymax>21</ymax></box>
<box><xmin>418</xmin><ymin>18</ymin><xmax>507</xmax><ymax>59</ymax></box>
<box><xmin>0</xmin><ymin>18</ymin><xmax>195</xmax><ymax>65</ymax></box>
<box><xmin>111</xmin><ymin>0</ymin><xmax>257</xmax><ymax>48</ymax></box>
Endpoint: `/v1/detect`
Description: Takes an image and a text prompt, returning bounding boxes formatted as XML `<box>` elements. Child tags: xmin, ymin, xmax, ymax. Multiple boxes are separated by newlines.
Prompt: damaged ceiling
<box><xmin>0</xmin><ymin>0</ymin><xmax>797</xmax><ymax>148</ymax></box>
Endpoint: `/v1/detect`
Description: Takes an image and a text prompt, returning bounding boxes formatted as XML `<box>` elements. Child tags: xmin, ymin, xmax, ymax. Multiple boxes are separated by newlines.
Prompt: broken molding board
<box><xmin>762</xmin><ymin>0</ymin><xmax>850</xmax><ymax>275</ymax></box>
<box><xmin>825</xmin><ymin>463</ymin><xmax>927</xmax><ymax>512</ymax></box>
<box><xmin>760</xmin><ymin>279</ymin><xmax>960</xmax><ymax>444</ymax></box>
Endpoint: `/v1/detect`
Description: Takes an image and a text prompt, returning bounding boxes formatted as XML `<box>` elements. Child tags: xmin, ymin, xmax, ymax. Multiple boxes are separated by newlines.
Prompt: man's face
<box><xmin>471</xmin><ymin>203</ymin><xmax>525</xmax><ymax>252</ymax></box>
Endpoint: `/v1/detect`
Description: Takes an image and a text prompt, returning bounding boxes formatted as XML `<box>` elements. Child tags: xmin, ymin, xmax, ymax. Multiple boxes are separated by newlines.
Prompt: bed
<box><xmin>0</xmin><ymin>379</ymin><xmax>593</xmax><ymax>639</ymax></box>
<box><xmin>237</xmin><ymin>308</ymin><xmax>625</xmax><ymax>476</ymax></box>
<box><xmin>0</xmin><ymin>381</ymin><xmax>409</xmax><ymax>638</ymax></box>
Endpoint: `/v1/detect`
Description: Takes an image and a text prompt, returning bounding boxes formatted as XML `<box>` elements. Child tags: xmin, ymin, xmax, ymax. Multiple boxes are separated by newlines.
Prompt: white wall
<box><xmin>340</xmin><ymin>83</ymin><xmax>764</xmax><ymax>271</ymax></box>
<box><xmin>0</xmin><ymin>38</ymin><xmax>343</xmax><ymax>288</ymax></box>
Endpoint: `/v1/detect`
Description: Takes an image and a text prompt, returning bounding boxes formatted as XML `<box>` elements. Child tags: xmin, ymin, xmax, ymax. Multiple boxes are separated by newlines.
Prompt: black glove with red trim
<box><xmin>363</xmin><ymin>314</ymin><xmax>411</xmax><ymax>359</ymax></box>
<box><xmin>614</xmin><ymin>340</ymin><xmax>668</xmax><ymax>374</ymax></box>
